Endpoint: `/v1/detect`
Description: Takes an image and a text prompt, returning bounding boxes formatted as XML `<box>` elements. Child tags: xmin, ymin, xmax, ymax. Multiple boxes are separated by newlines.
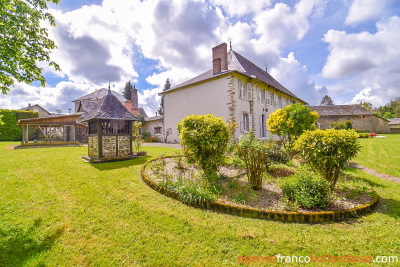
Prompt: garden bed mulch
<box><xmin>143</xmin><ymin>157</ymin><xmax>377</xmax><ymax>215</ymax></box>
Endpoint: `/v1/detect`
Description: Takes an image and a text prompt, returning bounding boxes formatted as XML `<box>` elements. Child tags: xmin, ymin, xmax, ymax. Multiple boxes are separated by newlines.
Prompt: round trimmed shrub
<box><xmin>281</xmin><ymin>166</ymin><xmax>332</xmax><ymax>209</ymax></box>
<box><xmin>177</xmin><ymin>114</ymin><xmax>230</xmax><ymax>177</ymax></box>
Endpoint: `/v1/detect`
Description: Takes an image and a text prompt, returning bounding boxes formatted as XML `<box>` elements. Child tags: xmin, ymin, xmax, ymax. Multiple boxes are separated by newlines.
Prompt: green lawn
<box><xmin>354</xmin><ymin>133</ymin><xmax>400</xmax><ymax>177</ymax></box>
<box><xmin>0</xmin><ymin>142</ymin><xmax>399</xmax><ymax>266</ymax></box>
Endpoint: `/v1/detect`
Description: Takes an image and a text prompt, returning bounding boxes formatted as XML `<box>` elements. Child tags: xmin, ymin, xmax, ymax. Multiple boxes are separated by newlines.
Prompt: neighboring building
<box><xmin>73</xmin><ymin>88</ymin><xmax>126</xmax><ymax>115</ymax></box>
<box><xmin>388</xmin><ymin>118</ymin><xmax>400</xmax><ymax>133</ymax></box>
<box><xmin>124</xmin><ymin>85</ymin><xmax>148</xmax><ymax>118</ymax></box>
<box><xmin>19</xmin><ymin>104</ymin><xmax>51</xmax><ymax>118</ymax></box>
<box><xmin>160</xmin><ymin>43</ymin><xmax>305</xmax><ymax>143</ymax></box>
<box><xmin>142</xmin><ymin>115</ymin><xmax>163</xmax><ymax>141</ymax></box>
<box><xmin>309</xmin><ymin>105</ymin><xmax>391</xmax><ymax>133</ymax></box>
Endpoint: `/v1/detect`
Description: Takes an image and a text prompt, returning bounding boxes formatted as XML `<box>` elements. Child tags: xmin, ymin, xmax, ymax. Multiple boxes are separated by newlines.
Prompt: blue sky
<box><xmin>1</xmin><ymin>0</ymin><xmax>399</xmax><ymax>115</ymax></box>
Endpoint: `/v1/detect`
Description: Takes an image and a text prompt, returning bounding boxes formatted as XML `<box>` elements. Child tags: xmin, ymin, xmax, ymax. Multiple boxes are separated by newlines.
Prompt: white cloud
<box><xmin>269</xmin><ymin>52</ymin><xmax>321</xmax><ymax>105</ymax></box>
<box><xmin>350</xmin><ymin>87</ymin><xmax>383</xmax><ymax>106</ymax></box>
<box><xmin>322</xmin><ymin>16</ymin><xmax>400</xmax><ymax>106</ymax></box>
<box><xmin>345</xmin><ymin>0</ymin><xmax>388</xmax><ymax>26</ymax></box>
<box><xmin>211</xmin><ymin>0</ymin><xmax>272</xmax><ymax>17</ymax></box>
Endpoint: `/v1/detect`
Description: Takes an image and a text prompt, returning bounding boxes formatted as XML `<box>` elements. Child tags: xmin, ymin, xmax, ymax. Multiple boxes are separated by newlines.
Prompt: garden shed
<box><xmin>82</xmin><ymin>87</ymin><xmax>138</xmax><ymax>162</ymax></box>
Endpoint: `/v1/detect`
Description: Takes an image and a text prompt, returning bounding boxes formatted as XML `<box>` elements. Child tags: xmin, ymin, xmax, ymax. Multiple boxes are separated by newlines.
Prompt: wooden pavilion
<box><xmin>18</xmin><ymin>114</ymin><xmax>88</xmax><ymax>144</ymax></box>
<box><xmin>82</xmin><ymin>86</ymin><xmax>138</xmax><ymax>162</ymax></box>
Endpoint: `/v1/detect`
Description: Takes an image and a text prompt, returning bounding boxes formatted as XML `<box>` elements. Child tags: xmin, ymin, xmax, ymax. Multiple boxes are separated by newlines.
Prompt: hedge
<box><xmin>0</xmin><ymin>110</ymin><xmax>39</xmax><ymax>141</ymax></box>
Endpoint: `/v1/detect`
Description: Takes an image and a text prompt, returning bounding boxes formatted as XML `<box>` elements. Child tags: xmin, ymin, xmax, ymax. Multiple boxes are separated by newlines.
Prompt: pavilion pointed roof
<box><xmin>82</xmin><ymin>89</ymin><xmax>138</xmax><ymax>122</ymax></box>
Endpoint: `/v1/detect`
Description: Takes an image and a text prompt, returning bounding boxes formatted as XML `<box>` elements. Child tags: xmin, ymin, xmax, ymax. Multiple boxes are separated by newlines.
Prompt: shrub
<box><xmin>263</xmin><ymin>139</ymin><xmax>290</xmax><ymax>170</ymax></box>
<box><xmin>0</xmin><ymin>110</ymin><xmax>39</xmax><ymax>141</ymax></box>
<box><xmin>132</xmin><ymin>121</ymin><xmax>143</xmax><ymax>152</ymax></box>
<box><xmin>368</xmin><ymin>133</ymin><xmax>377</xmax><ymax>138</ymax></box>
<box><xmin>295</xmin><ymin>129</ymin><xmax>360</xmax><ymax>190</ymax></box>
<box><xmin>280</xmin><ymin>166</ymin><xmax>332</xmax><ymax>209</ymax></box>
<box><xmin>358</xmin><ymin>133</ymin><xmax>370</xmax><ymax>138</ymax></box>
<box><xmin>329</xmin><ymin>121</ymin><xmax>346</xmax><ymax>130</ymax></box>
<box><xmin>177</xmin><ymin>114</ymin><xmax>230</xmax><ymax>177</ymax></box>
<box><xmin>141</xmin><ymin>130</ymin><xmax>151</xmax><ymax>142</ymax></box>
<box><xmin>344</xmin><ymin>120</ymin><xmax>352</xmax><ymax>130</ymax></box>
<box><xmin>236</xmin><ymin>130</ymin><xmax>269</xmax><ymax>190</ymax></box>
<box><xmin>267</xmin><ymin>104</ymin><xmax>319</xmax><ymax>159</ymax></box>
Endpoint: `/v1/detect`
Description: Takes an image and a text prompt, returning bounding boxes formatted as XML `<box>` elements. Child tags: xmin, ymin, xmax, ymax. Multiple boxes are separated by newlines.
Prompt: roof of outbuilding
<box><xmin>162</xmin><ymin>50</ymin><xmax>304</xmax><ymax>103</ymax></box>
<box><xmin>145</xmin><ymin>115</ymin><xmax>163</xmax><ymax>122</ymax></box>
<box><xmin>309</xmin><ymin>105</ymin><xmax>374</xmax><ymax>116</ymax></box>
<box><xmin>73</xmin><ymin>88</ymin><xmax>126</xmax><ymax>102</ymax></box>
<box><xmin>82</xmin><ymin>90</ymin><xmax>138</xmax><ymax>122</ymax></box>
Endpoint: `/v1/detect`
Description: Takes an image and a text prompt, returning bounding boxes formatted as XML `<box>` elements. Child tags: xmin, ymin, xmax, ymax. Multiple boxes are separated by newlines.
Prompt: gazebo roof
<box><xmin>82</xmin><ymin>88</ymin><xmax>138</xmax><ymax>122</ymax></box>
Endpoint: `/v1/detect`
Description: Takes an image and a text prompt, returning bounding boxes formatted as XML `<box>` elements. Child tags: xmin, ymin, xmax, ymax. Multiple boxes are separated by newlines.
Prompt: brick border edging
<box><xmin>141</xmin><ymin>157</ymin><xmax>379</xmax><ymax>223</ymax></box>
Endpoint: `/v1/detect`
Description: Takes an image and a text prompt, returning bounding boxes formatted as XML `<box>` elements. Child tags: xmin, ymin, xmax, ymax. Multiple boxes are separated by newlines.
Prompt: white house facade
<box><xmin>161</xmin><ymin>43</ymin><xmax>305</xmax><ymax>143</ymax></box>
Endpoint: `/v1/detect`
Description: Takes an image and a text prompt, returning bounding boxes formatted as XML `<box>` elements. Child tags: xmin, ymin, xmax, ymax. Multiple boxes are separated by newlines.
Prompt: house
<box><xmin>142</xmin><ymin>115</ymin><xmax>163</xmax><ymax>141</ymax></box>
<box><xmin>388</xmin><ymin>118</ymin><xmax>400</xmax><ymax>133</ymax></box>
<box><xmin>124</xmin><ymin>85</ymin><xmax>148</xmax><ymax>118</ymax></box>
<box><xmin>19</xmin><ymin>103</ymin><xmax>51</xmax><ymax>118</ymax></box>
<box><xmin>309</xmin><ymin>105</ymin><xmax>391</xmax><ymax>133</ymax></box>
<box><xmin>160</xmin><ymin>43</ymin><xmax>305</xmax><ymax>143</ymax></box>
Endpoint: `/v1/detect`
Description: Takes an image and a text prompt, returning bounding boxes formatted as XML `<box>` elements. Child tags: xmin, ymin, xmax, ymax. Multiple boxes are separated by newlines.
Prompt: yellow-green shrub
<box><xmin>295</xmin><ymin>129</ymin><xmax>360</xmax><ymax>190</ymax></box>
<box><xmin>177</xmin><ymin>114</ymin><xmax>230</xmax><ymax>177</ymax></box>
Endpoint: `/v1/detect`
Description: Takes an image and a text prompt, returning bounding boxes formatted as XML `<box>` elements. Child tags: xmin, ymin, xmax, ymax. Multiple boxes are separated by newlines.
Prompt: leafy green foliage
<box><xmin>280</xmin><ymin>166</ymin><xmax>332</xmax><ymax>209</ymax></box>
<box><xmin>264</xmin><ymin>139</ymin><xmax>289</xmax><ymax>171</ymax></box>
<box><xmin>236</xmin><ymin>130</ymin><xmax>269</xmax><ymax>190</ymax></box>
<box><xmin>267</xmin><ymin>104</ymin><xmax>319</xmax><ymax>158</ymax></box>
<box><xmin>177</xmin><ymin>114</ymin><xmax>230</xmax><ymax>177</ymax></box>
<box><xmin>329</xmin><ymin>121</ymin><xmax>346</xmax><ymax>130</ymax></box>
<box><xmin>123</xmin><ymin>80</ymin><xmax>133</xmax><ymax>100</ymax></box>
<box><xmin>132</xmin><ymin>121</ymin><xmax>143</xmax><ymax>152</ymax></box>
<box><xmin>141</xmin><ymin>130</ymin><xmax>152</xmax><ymax>142</ymax></box>
<box><xmin>1</xmin><ymin>0</ymin><xmax>61</xmax><ymax>94</ymax></box>
<box><xmin>358</xmin><ymin>133</ymin><xmax>370</xmax><ymax>138</ymax></box>
<box><xmin>295</xmin><ymin>129</ymin><xmax>361</xmax><ymax>190</ymax></box>
<box><xmin>0</xmin><ymin>109</ymin><xmax>38</xmax><ymax>140</ymax></box>
<box><xmin>344</xmin><ymin>120</ymin><xmax>352</xmax><ymax>130</ymax></box>
<box><xmin>374</xmin><ymin>97</ymin><xmax>400</xmax><ymax>118</ymax></box>
<box><xmin>383</xmin><ymin>112</ymin><xmax>395</xmax><ymax>120</ymax></box>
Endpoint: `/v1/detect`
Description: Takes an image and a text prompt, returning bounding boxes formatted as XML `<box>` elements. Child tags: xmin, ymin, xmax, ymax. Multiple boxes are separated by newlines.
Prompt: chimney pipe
<box><xmin>212</xmin><ymin>43</ymin><xmax>228</xmax><ymax>75</ymax></box>
<box><xmin>28</xmin><ymin>103</ymin><xmax>31</xmax><ymax>108</ymax></box>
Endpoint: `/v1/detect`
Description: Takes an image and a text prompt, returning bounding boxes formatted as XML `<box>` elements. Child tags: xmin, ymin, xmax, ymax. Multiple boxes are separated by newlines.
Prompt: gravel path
<box><xmin>351</xmin><ymin>162</ymin><xmax>400</xmax><ymax>184</ymax></box>
<box><xmin>142</xmin><ymin>142</ymin><xmax>182</xmax><ymax>149</ymax></box>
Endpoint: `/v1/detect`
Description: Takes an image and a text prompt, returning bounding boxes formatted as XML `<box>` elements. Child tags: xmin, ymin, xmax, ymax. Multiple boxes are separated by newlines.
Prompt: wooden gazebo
<box><xmin>82</xmin><ymin>87</ymin><xmax>138</xmax><ymax>162</ymax></box>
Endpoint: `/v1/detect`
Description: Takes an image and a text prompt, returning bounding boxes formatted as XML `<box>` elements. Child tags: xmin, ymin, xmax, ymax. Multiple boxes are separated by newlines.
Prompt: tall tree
<box><xmin>320</xmin><ymin>95</ymin><xmax>334</xmax><ymax>105</ymax></box>
<box><xmin>359</xmin><ymin>102</ymin><xmax>373</xmax><ymax>111</ymax></box>
<box><xmin>157</xmin><ymin>78</ymin><xmax>171</xmax><ymax>115</ymax></box>
<box><xmin>1</xmin><ymin>0</ymin><xmax>61</xmax><ymax>94</ymax></box>
<box><xmin>123</xmin><ymin>80</ymin><xmax>133</xmax><ymax>100</ymax></box>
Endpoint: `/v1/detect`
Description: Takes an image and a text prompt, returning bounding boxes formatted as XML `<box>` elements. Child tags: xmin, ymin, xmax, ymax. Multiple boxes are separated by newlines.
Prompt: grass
<box><xmin>354</xmin><ymin>133</ymin><xmax>400</xmax><ymax>177</ymax></box>
<box><xmin>0</xmin><ymin>142</ymin><xmax>399</xmax><ymax>266</ymax></box>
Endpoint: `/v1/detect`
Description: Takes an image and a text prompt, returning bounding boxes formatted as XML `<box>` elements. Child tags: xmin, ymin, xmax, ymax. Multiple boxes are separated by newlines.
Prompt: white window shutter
<box><xmin>266</xmin><ymin>92</ymin><xmax>270</xmax><ymax>106</ymax></box>
<box><xmin>241</xmin><ymin>83</ymin><xmax>246</xmax><ymax>100</ymax></box>
<box><xmin>240</xmin><ymin>113</ymin><xmax>244</xmax><ymax>132</ymax></box>
<box><xmin>238</xmin><ymin>80</ymin><xmax>242</xmax><ymax>99</ymax></box>
<box><xmin>261</xmin><ymin>90</ymin><xmax>265</xmax><ymax>105</ymax></box>
<box><xmin>247</xmin><ymin>83</ymin><xmax>252</xmax><ymax>100</ymax></box>
<box><xmin>259</xmin><ymin>114</ymin><xmax>262</xmax><ymax>137</ymax></box>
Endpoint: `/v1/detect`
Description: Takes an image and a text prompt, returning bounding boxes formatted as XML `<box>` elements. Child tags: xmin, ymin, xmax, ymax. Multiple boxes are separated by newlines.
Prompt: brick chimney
<box><xmin>131</xmin><ymin>85</ymin><xmax>138</xmax><ymax>112</ymax></box>
<box><xmin>212</xmin><ymin>43</ymin><xmax>228</xmax><ymax>75</ymax></box>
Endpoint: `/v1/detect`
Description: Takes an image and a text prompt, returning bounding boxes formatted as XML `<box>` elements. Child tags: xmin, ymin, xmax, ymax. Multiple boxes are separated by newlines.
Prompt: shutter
<box><xmin>248</xmin><ymin>114</ymin><xmax>251</xmax><ymax>131</ymax></box>
<box><xmin>240</xmin><ymin>113</ymin><xmax>244</xmax><ymax>132</ymax></box>
<box><xmin>266</xmin><ymin>92</ymin><xmax>270</xmax><ymax>106</ymax></box>
<box><xmin>259</xmin><ymin>114</ymin><xmax>262</xmax><ymax>138</ymax></box>
<box><xmin>257</xmin><ymin>88</ymin><xmax>260</xmax><ymax>104</ymax></box>
<box><xmin>238</xmin><ymin>80</ymin><xmax>242</xmax><ymax>99</ymax></box>
<box><xmin>247</xmin><ymin>83</ymin><xmax>252</xmax><ymax>100</ymax></box>
<box><xmin>241</xmin><ymin>83</ymin><xmax>247</xmax><ymax>100</ymax></box>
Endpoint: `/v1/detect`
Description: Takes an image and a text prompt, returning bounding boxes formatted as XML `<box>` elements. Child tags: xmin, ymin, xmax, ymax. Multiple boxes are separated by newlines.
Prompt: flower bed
<box><xmin>141</xmin><ymin>156</ymin><xmax>379</xmax><ymax>223</ymax></box>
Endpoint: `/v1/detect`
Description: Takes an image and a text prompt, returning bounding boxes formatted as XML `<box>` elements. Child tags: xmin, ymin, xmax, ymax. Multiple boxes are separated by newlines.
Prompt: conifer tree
<box><xmin>157</xmin><ymin>79</ymin><xmax>171</xmax><ymax>115</ymax></box>
<box><xmin>320</xmin><ymin>95</ymin><xmax>334</xmax><ymax>105</ymax></box>
<box><xmin>123</xmin><ymin>81</ymin><xmax>133</xmax><ymax>100</ymax></box>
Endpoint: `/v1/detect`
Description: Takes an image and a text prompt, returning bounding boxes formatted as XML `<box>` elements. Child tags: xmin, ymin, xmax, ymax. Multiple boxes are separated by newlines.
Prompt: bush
<box><xmin>329</xmin><ymin>121</ymin><xmax>346</xmax><ymax>130</ymax></box>
<box><xmin>177</xmin><ymin>114</ymin><xmax>230</xmax><ymax>178</ymax></box>
<box><xmin>358</xmin><ymin>133</ymin><xmax>370</xmax><ymax>138</ymax></box>
<box><xmin>236</xmin><ymin>130</ymin><xmax>269</xmax><ymax>190</ymax></box>
<box><xmin>264</xmin><ymin>140</ymin><xmax>290</xmax><ymax>170</ymax></box>
<box><xmin>267</xmin><ymin>104</ymin><xmax>319</xmax><ymax>159</ymax></box>
<box><xmin>295</xmin><ymin>129</ymin><xmax>360</xmax><ymax>190</ymax></box>
<box><xmin>280</xmin><ymin>166</ymin><xmax>332</xmax><ymax>209</ymax></box>
<box><xmin>368</xmin><ymin>133</ymin><xmax>377</xmax><ymax>138</ymax></box>
<box><xmin>344</xmin><ymin>120</ymin><xmax>352</xmax><ymax>130</ymax></box>
<box><xmin>0</xmin><ymin>110</ymin><xmax>39</xmax><ymax>141</ymax></box>
<box><xmin>141</xmin><ymin>130</ymin><xmax>151</xmax><ymax>142</ymax></box>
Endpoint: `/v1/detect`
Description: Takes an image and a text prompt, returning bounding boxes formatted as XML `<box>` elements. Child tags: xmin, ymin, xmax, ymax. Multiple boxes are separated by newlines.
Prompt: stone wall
<box><xmin>318</xmin><ymin>115</ymin><xmax>390</xmax><ymax>133</ymax></box>
<box><xmin>118</xmin><ymin>136</ymin><xmax>131</xmax><ymax>157</ymax></box>
<box><xmin>102</xmin><ymin>136</ymin><xmax>116</xmax><ymax>158</ymax></box>
<box><xmin>88</xmin><ymin>136</ymin><xmax>99</xmax><ymax>159</ymax></box>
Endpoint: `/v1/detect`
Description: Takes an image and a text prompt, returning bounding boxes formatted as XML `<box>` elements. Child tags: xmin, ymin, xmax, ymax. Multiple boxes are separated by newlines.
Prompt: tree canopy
<box><xmin>267</xmin><ymin>103</ymin><xmax>319</xmax><ymax>158</ymax></box>
<box><xmin>0</xmin><ymin>0</ymin><xmax>61</xmax><ymax>94</ymax></box>
<box><xmin>320</xmin><ymin>95</ymin><xmax>334</xmax><ymax>105</ymax></box>
<box><xmin>123</xmin><ymin>80</ymin><xmax>133</xmax><ymax>100</ymax></box>
<box><xmin>157</xmin><ymin>78</ymin><xmax>171</xmax><ymax>115</ymax></box>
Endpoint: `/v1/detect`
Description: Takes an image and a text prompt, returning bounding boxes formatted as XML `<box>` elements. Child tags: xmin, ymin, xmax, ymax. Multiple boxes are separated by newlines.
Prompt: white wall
<box><xmin>163</xmin><ymin>76</ymin><xmax>230</xmax><ymax>143</ymax></box>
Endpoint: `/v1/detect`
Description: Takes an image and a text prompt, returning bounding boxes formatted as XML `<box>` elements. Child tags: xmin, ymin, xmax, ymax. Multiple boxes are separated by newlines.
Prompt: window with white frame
<box><xmin>239</xmin><ymin>81</ymin><xmax>249</xmax><ymax>100</ymax></box>
<box><xmin>247</xmin><ymin>83</ymin><xmax>252</xmax><ymax>101</ymax></box>
<box><xmin>240</xmin><ymin>112</ymin><xmax>249</xmax><ymax>132</ymax></box>
<box><xmin>278</xmin><ymin>96</ymin><xmax>282</xmax><ymax>109</ymax></box>
<box><xmin>265</xmin><ymin>91</ymin><xmax>270</xmax><ymax>106</ymax></box>
<box><xmin>259</xmin><ymin>114</ymin><xmax>268</xmax><ymax>138</ymax></box>
<box><xmin>270</xmin><ymin>93</ymin><xmax>274</xmax><ymax>107</ymax></box>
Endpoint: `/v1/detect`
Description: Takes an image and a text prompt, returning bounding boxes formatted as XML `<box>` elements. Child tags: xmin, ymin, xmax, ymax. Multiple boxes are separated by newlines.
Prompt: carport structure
<box><xmin>18</xmin><ymin>114</ymin><xmax>88</xmax><ymax>144</ymax></box>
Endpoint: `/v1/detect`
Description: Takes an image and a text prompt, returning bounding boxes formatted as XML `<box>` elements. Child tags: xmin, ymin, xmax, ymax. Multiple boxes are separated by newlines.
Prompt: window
<box><xmin>240</xmin><ymin>112</ymin><xmax>249</xmax><ymax>132</ymax></box>
<box><xmin>154</xmin><ymin>127</ymin><xmax>161</xmax><ymax>134</ymax></box>
<box><xmin>270</xmin><ymin>93</ymin><xmax>274</xmax><ymax>107</ymax></box>
<box><xmin>260</xmin><ymin>90</ymin><xmax>265</xmax><ymax>105</ymax></box>
<box><xmin>259</xmin><ymin>114</ymin><xmax>268</xmax><ymax>138</ymax></box>
<box><xmin>239</xmin><ymin>81</ymin><xmax>252</xmax><ymax>101</ymax></box>
<box><xmin>89</xmin><ymin>121</ymin><xmax>97</xmax><ymax>135</ymax></box>
<box><xmin>278</xmin><ymin>96</ymin><xmax>282</xmax><ymax>109</ymax></box>
<box><xmin>99</xmin><ymin>120</ymin><xmax>129</xmax><ymax>134</ymax></box>
<box><xmin>265</xmin><ymin>92</ymin><xmax>270</xmax><ymax>106</ymax></box>
<box><xmin>247</xmin><ymin>83</ymin><xmax>252</xmax><ymax>100</ymax></box>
